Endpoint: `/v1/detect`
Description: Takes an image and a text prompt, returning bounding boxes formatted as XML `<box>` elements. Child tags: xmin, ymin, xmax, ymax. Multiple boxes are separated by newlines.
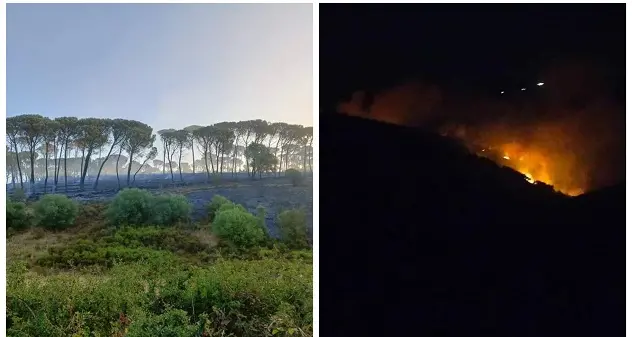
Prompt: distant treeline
<box><xmin>7</xmin><ymin>115</ymin><xmax>313</xmax><ymax>191</ymax></box>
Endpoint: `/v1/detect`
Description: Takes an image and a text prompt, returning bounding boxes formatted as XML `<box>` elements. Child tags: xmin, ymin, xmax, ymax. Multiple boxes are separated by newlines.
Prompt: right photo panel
<box><xmin>319</xmin><ymin>4</ymin><xmax>624</xmax><ymax>337</ymax></box>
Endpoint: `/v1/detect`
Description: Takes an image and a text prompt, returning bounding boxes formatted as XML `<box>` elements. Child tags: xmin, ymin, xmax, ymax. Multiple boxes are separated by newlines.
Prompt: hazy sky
<box><xmin>7</xmin><ymin>3</ymin><xmax>313</xmax><ymax>134</ymax></box>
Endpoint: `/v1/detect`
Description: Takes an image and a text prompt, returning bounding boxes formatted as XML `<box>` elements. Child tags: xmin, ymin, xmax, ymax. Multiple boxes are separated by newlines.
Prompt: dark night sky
<box><xmin>320</xmin><ymin>3</ymin><xmax>625</xmax><ymax>109</ymax></box>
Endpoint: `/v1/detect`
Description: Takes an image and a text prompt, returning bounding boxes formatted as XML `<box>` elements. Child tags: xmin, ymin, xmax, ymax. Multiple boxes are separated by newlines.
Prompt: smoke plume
<box><xmin>336</xmin><ymin>59</ymin><xmax>625</xmax><ymax>195</ymax></box>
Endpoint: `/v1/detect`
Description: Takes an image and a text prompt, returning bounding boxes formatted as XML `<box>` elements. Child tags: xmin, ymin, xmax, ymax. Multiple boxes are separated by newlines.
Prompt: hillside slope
<box><xmin>321</xmin><ymin>113</ymin><xmax>624</xmax><ymax>337</ymax></box>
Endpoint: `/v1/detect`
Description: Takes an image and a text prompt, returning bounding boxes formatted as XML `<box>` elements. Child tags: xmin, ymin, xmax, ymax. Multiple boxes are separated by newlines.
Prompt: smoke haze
<box><xmin>337</xmin><ymin>59</ymin><xmax>624</xmax><ymax>195</ymax></box>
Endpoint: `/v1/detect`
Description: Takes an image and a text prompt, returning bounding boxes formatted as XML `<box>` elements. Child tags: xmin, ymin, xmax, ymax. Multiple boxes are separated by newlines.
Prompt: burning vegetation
<box><xmin>337</xmin><ymin>61</ymin><xmax>624</xmax><ymax>196</ymax></box>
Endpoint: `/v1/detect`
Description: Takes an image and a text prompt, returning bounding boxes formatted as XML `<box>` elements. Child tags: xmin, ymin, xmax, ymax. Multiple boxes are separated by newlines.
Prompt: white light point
<box><xmin>521</xmin><ymin>88</ymin><xmax>526</xmax><ymax>91</ymax></box>
<box><xmin>537</xmin><ymin>82</ymin><xmax>544</xmax><ymax>86</ymax></box>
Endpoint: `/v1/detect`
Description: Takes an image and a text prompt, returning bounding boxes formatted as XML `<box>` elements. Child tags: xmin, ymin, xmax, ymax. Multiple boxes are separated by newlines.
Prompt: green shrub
<box><xmin>7</xmin><ymin>259</ymin><xmax>313</xmax><ymax>337</ymax></box>
<box><xmin>108</xmin><ymin>226</ymin><xmax>209</xmax><ymax>254</ymax></box>
<box><xmin>37</xmin><ymin>240</ymin><xmax>176</xmax><ymax>268</ymax></box>
<box><xmin>207</xmin><ymin>195</ymin><xmax>231</xmax><ymax>221</ymax></box>
<box><xmin>126</xmin><ymin>308</ymin><xmax>199</xmax><ymax>337</ymax></box>
<box><xmin>184</xmin><ymin>259</ymin><xmax>313</xmax><ymax>336</ymax></box>
<box><xmin>150</xmin><ymin>194</ymin><xmax>192</xmax><ymax>226</ymax></box>
<box><xmin>33</xmin><ymin>194</ymin><xmax>78</xmax><ymax>230</ymax></box>
<box><xmin>285</xmin><ymin>169</ymin><xmax>303</xmax><ymax>187</ymax></box>
<box><xmin>10</xmin><ymin>188</ymin><xmax>27</xmax><ymax>203</ymax></box>
<box><xmin>7</xmin><ymin>263</ymin><xmax>148</xmax><ymax>336</ymax></box>
<box><xmin>212</xmin><ymin>208</ymin><xmax>265</xmax><ymax>248</ymax></box>
<box><xmin>217</xmin><ymin>201</ymin><xmax>247</xmax><ymax>213</ymax></box>
<box><xmin>278</xmin><ymin>209</ymin><xmax>310</xmax><ymax>249</ymax></box>
<box><xmin>106</xmin><ymin>188</ymin><xmax>154</xmax><ymax>226</ymax></box>
<box><xmin>7</xmin><ymin>200</ymin><xmax>32</xmax><ymax>230</ymax></box>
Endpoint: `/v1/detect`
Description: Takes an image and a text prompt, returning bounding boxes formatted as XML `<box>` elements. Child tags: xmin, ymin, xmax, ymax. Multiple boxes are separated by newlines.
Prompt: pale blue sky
<box><xmin>7</xmin><ymin>4</ymin><xmax>313</xmax><ymax>138</ymax></box>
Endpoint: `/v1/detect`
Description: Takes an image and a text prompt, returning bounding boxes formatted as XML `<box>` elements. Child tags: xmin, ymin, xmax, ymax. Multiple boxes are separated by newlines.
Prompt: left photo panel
<box><xmin>6</xmin><ymin>3</ymin><xmax>314</xmax><ymax>336</ymax></box>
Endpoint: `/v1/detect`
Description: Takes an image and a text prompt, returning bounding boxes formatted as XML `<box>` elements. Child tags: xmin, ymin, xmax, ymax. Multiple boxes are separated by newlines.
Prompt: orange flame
<box><xmin>481</xmin><ymin>142</ymin><xmax>584</xmax><ymax>196</ymax></box>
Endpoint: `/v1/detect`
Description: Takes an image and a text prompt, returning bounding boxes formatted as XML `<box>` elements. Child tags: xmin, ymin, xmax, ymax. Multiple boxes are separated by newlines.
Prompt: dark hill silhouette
<box><xmin>321</xmin><ymin>112</ymin><xmax>624</xmax><ymax>337</ymax></box>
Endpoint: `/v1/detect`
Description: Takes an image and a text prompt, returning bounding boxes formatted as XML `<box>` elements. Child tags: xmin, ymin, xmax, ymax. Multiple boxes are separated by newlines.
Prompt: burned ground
<box><xmin>12</xmin><ymin>174</ymin><xmax>313</xmax><ymax>239</ymax></box>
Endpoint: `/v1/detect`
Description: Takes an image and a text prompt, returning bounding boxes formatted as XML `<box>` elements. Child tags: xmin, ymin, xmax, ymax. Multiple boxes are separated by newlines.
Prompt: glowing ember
<box><xmin>503</xmin><ymin>155</ymin><xmax>510</xmax><ymax>160</ymax></box>
<box><xmin>524</xmin><ymin>172</ymin><xmax>536</xmax><ymax>184</ymax></box>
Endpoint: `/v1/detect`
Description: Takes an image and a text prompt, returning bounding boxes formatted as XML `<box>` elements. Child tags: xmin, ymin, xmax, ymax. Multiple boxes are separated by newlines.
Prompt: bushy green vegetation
<box><xmin>150</xmin><ymin>194</ymin><xmax>192</xmax><ymax>226</ymax></box>
<box><xmin>7</xmin><ymin>194</ymin><xmax>312</xmax><ymax>337</ymax></box>
<box><xmin>213</xmin><ymin>207</ymin><xmax>266</xmax><ymax>249</ymax></box>
<box><xmin>106</xmin><ymin>188</ymin><xmax>155</xmax><ymax>226</ymax></box>
<box><xmin>108</xmin><ymin>226</ymin><xmax>211</xmax><ymax>254</ymax></box>
<box><xmin>207</xmin><ymin>194</ymin><xmax>231</xmax><ymax>221</ymax></box>
<box><xmin>8</xmin><ymin>256</ymin><xmax>312</xmax><ymax>337</ymax></box>
<box><xmin>33</xmin><ymin>194</ymin><xmax>78</xmax><ymax>230</ymax></box>
<box><xmin>278</xmin><ymin>209</ymin><xmax>310</xmax><ymax>249</ymax></box>
<box><xmin>217</xmin><ymin>201</ymin><xmax>247</xmax><ymax>213</ymax></box>
<box><xmin>7</xmin><ymin>200</ymin><xmax>32</xmax><ymax>230</ymax></box>
<box><xmin>106</xmin><ymin>189</ymin><xmax>192</xmax><ymax>227</ymax></box>
<box><xmin>38</xmin><ymin>240</ymin><xmax>177</xmax><ymax>269</ymax></box>
<box><xmin>285</xmin><ymin>168</ymin><xmax>303</xmax><ymax>187</ymax></box>
<box><xmin>125</xmin><ymin>308</ymin><xmax>200</xmax><ymax>337</ymax></box>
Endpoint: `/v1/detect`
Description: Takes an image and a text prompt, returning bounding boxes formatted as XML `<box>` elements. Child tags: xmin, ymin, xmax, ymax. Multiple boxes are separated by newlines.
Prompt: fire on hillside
<box><xmin>336</xmin><ymin>70</ymin><xmax>624</xmax><ymax>198</ymax></box>
<box><xmin>440</xmin><ymin>124</ymin><xmax>586</xmax><ymax>196</ymax></box>
<box><xmin>472</xmin><ymin>144</ymin><xmax>584</xmax><ymax>196</ymax></box>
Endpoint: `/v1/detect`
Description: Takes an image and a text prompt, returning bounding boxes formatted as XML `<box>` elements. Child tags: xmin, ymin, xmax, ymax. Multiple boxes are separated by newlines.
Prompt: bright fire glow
<box><xmin>481</xmin><ymin>143</ymin><xmax>584</xmax><ymax>196</ymax></box>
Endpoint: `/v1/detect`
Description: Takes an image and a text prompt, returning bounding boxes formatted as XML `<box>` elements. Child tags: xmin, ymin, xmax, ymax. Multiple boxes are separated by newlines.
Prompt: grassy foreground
<box><xmin>6</xmin><ymin>198</ymin><xmax>313</xmax><ymax>337</ymax></box>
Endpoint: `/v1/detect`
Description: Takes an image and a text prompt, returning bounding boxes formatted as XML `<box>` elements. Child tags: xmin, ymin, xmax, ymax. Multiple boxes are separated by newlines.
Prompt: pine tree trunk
<box><xmin>126</xmin><ymin>150</ymin><xmax>134</xmax><ymax>186</ymax></box>
<box><xmin>13</xmin><ymin>143</ymin><xmax>23</xmax><ymax>189</ymax></box>
<box><xmin>116</xmin><ymin>146</ymin><xmax>122</xmax><ymax>189</ymax></box>
<box><xmin>44</xmin><ymin>143</ymin><xmax>50</xmax><ymax>193</ymax></box>
<box><xmin>64</xmin><ymin>142</ymin><xmax>69</xmax><ymax>192</ymax></box>
<box><xmin>94</xmin><ymin>142</ymin><xmax>116</xmax><ymax>190</ymax></box>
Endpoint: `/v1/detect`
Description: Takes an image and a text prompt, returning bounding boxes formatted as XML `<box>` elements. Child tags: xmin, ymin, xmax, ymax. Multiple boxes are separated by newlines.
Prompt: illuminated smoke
<box><xmin>336</xmin><ymin>59</ymin><xmax>624</xmax><ymax>195</ymax></box>
<box><xmin>337</xmin><ymin>82</ymin><xmax>443</xmax><ymax>126</ymax></box>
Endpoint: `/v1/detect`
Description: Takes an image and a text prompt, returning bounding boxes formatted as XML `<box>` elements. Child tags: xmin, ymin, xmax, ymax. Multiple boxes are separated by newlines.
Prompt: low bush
<box><xmin>106</xmin><ymin>188</ymin><xmax>154</xmax><ymax>226</ymax></box>
<box><xmin>33</xmin><ymin>194</ymin><xmax>78</xmax><ymax>230</ymax></box>
<box><xmin>7</xmin><ymin>259</ymin><xmax>313</xmax><ymax>337</ymax></box>
<box><xmin>7</xmin><ymin>200</ymin><xmax>33</xmax><ymax>230</ymax></box>
<box><xmin>108</xmin><ymin>226</ymin><xmax>210</xmax><ymax>254</ymax></box>
<box><xmin>7</xmin><ymin>262</ymin><xmax>148</xmax><ymax>336</ymax></box>
<box><xmin>212</xmin><ymin>207</ymin><xmax>266</xmax><ymax>249</ymax></box>
<box><xmin>207</xmin><ymin>194</ymin><xmax>231</xmax><ymax>221</ymax></box>
<box><xmin>150</xmin><ymin>194</ymin><xmax>192</xmax><ymax>226</ymax></box>
<box><xmin>285</xmin><ymin>168</ymin><xmax>303</xmax><ymax>186</ymax></box>
<box><xmin>37</xmin><ymin>240</ymin><xmax>176</xmax><ymax>268</ymax></box>
<box><xmin>257</xmin><ymin>247</ymin><xmax>312</xmax><ymax>262</ymax></box>
<box><xmin>217</xmin><ymin>201</ymin><xmax>247</xmax><ymax>213</ymax></box>
<box><xmin>125</xmin><ymin>308</ymin><xmax>199</xmax><ymax>337</ymax></box>
<box><xmin>278</xmin><ymin>209</ymin><xmax>310</xmax><ymax>249</ymax></box>
<box><xmin>184</xmin><ymin>259</ymin><xmax>313</xmax><ymax>336</ymax></box>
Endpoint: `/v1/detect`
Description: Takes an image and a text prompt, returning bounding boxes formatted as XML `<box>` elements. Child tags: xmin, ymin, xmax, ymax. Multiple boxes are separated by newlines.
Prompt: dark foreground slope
<box><xmin>321</xmin><ymin>113</ymin><xmax>624</xmax><ymax>337</ymax></box>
